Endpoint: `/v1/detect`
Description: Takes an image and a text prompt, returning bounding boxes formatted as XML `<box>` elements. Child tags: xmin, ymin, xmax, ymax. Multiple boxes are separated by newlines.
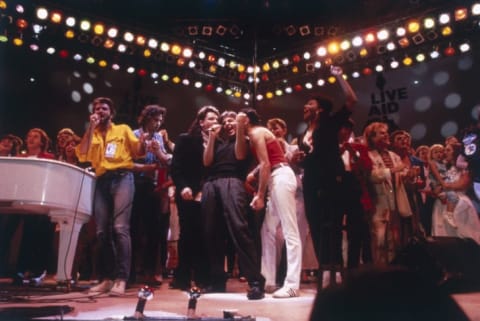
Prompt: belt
<box><xmin>271</xmin><ymin>162</ymin><xmax>289</xmax><ymax>172</ymax></box>
<box><xmin>101</xmin><ymin>169</ymin><xmax>131</xmax><ymax>179</ymax></box>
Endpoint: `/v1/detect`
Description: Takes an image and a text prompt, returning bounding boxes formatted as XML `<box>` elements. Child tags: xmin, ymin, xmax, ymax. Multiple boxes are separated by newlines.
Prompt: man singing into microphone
<box><xmin>76</xmin><ymin>96</ymin><xmax>145</xmax><ymax>296</ymax></box>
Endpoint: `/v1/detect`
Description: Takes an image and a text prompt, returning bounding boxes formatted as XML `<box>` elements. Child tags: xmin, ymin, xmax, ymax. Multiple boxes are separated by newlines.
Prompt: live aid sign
<box><xmin>368</xmin><ymin>87</ymin><xmax>408</xmax><ymax>117</ymax></box>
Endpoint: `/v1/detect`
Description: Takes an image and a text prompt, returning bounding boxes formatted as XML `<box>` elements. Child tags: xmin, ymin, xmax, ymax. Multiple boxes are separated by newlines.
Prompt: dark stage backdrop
<box><xmin>0</xmin><ymin>44</ymin><xmax>479</xmax><ymax>148</ymax></box>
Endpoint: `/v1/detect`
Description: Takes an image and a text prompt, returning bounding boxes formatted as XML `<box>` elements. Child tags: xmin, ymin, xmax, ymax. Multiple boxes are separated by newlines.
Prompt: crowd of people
<box><xmin>1</xmin><ymin>65</ymin><xmax>480</xmax><ymax>304</ymax></box>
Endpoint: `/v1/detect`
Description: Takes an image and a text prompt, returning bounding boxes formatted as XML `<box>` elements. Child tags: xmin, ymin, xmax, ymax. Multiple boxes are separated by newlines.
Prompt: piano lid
<box><xmin>0</xmin><ymin>156</ymin><xmax>96</xmax><ymax>218</ymax></box>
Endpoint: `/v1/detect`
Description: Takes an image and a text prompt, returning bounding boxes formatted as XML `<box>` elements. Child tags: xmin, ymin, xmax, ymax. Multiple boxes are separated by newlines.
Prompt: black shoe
<box><xmin>247</xmin><ymin>282</ymin><xmax>265</xmax><ymax>300</ymax></box>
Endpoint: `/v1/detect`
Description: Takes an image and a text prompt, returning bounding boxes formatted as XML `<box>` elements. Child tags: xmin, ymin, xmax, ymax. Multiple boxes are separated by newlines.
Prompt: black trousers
<box><xmin>175</xmin><ymin>197</ymin><xmax>209</xmax><ymax>287</ymax></box>
<box><xmin>131</xmin><ymin>177</ymin><xmax>169</xmax><ymax>279</ymax></box>
<box><xmin>202</xmin><ymin>177</ymin><xmax>265</xmax><ymax>287</ymax></box>
<box><xmin>303</xmin><ymin>176</ymin><xmax>344</xmax><ymax>269</ymax></box>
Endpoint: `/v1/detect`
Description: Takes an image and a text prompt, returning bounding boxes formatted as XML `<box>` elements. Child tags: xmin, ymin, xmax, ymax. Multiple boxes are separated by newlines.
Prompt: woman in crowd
<box><xmin>431</xmin><ymin>142</ymin><xmax>480</xmax><ymax>243</ymax></box>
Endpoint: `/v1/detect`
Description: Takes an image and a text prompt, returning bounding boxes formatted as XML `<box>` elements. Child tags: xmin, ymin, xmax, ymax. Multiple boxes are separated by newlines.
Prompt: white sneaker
<box><xmin>109</xmin><ymin>279</ymin><xmax>126</xmax><ymax>296</ymax></box>
<box><xmin>272</xmin><ymin>287</ymin><xmax>299</xmax><ymax>298</ymax></box>
<box><xmin>443</xmin><ymin>212</ymin><xmax>458</xmax><ymax>229</ymax></box>
<box><xmin>88</xmin><ymin>280</ymin><xmax>113</xmax><ymax>294</ymax></box>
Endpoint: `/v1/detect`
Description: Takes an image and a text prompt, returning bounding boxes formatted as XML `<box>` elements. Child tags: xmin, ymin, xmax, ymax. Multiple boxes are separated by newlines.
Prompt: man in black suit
<box><xmin>170</xmin><ymin>105</ymin><xmax>219</xmax><ymax>290</ymax></box>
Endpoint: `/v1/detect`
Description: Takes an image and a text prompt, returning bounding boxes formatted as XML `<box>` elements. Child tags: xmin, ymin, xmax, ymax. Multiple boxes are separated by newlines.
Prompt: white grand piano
<box><xmin>0</xmin><ymin>156</ymin><xmax>96</xmax><ymax>282</ymax></box>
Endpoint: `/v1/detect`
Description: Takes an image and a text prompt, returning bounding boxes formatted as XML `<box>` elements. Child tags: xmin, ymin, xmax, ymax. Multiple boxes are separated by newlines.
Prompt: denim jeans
<box><xmin>94</xmin><ymin>171</ymin><xmax>134</xmax><ymax>281</ymax></box>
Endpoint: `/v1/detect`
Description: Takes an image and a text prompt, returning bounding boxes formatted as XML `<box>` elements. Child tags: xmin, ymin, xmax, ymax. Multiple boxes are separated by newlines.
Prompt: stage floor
<box><xmin>1</xmin><ymin>277</ymin><xmax>480</xmax><ymax>321</ymax></box>
<box><xmin>0</xmin><ymin>277</ymin><xmax>317</xmax><ymax>321</ymax></box>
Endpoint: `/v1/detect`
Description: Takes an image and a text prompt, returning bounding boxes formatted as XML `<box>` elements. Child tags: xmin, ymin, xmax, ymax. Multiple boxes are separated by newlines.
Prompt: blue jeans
<box><xmin>94</xmin><ymin>171</ymin><xmax>134</xmax><ymax>281</ymax></box>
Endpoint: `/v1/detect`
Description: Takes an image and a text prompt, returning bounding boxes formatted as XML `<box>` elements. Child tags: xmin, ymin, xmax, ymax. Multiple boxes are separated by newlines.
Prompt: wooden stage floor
<box><xmin>1</xmin><ymin>277</ymin><xmax>480</xmax><ymax>321</ymax></box>
<box><xmin>0</xmin><ymin>277</ymin><xmax>317</xmax><ymax>321</ymax></box>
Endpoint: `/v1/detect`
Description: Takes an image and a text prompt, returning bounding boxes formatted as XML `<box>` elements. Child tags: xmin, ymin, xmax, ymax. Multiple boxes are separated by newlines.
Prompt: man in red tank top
<box><xmin>236</xmin><ymin>109</ymin><xmax>302</xmax><ymax>298</ymax></box>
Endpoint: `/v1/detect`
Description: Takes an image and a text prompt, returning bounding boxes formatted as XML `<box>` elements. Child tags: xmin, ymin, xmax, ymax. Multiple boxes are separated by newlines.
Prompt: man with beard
<box><xmin>77</xmin><ymin>97</ymin><xmax>146</xmax><ymax>296</ymax></box>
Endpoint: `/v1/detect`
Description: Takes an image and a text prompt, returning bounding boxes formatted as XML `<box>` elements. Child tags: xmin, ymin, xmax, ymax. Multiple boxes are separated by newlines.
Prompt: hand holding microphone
<box><xmin>208</xmin><ymin>124</ymin><xmax>222</xmax><ymax>136</ymax></box>
<box><xmin>90</xmin><ymin>113</ymin><xmax>100</xmax><ymax>128</ymax></box>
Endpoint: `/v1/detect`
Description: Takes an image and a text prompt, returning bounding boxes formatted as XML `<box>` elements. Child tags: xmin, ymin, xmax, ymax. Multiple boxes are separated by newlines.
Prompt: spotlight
<box><xmin>430</xmin><ymin>48</ymin><xmax>440</xmax><ymax>59</ymax></box>
<box><xmin>153</xmin><ymin>52</ymin><xmax>165</xmax><ymax>62</ymax></box>
<box><xmin>439</xmin><ymin>13</ymin><xmax>450</xmax><ymax>25</ymax></box>
<box><xmin>171</xmin><ymin>44</ymin><xmax>182</xmax><ymax>55</ymax></box>
<box><xmin>459</xmin><ymin>42</ymin><xmax>471</xmax><ymax>52</ymax></box>
<box><xmin>441</xmin><ymin>26</ymin><xmax>452</xmax><ymax>36</ymax></box>
<box><xmin>340</xmin><ymin>40</ymin><xmax>351</xmax><ymax>51</ymax></box>
<box><xmin>50</xmin><ymin>11</ymin><xmax>63</xmax><ymax>24</ymax></box>
<box><xmin>160</xmin><ymin>42</ymin><xmax>170</xmax><ymax>52</ymax></box>
<box><xmin>136</xmin><ymin>35</ymin><xmax>146</xmax><ymax>46</ymax></box>
<box><xmin>0</xmin><ymin>31</ymin><xmax>7</xmax><ymax>42</ymax></box>
<box><xmin>285</xmin><ymin>25</ymin><xmax>296</xmax><ymax>36</ymax></box>
<box><xmin>454</xmin><ymin>8</ymin><xmax>468</xmax><ymax>21</ymax></box>
<box><xmin>327</xmin><ymin>26</ymin><xmax>338</xmax><ymax>37</ymax></box>
<box><xmin>93</xmin><ymin>23</ymin><xmax>104</xmax><ymax>35</ymax></box>
<box><xmin>407</xmin><ymin>20</ymin><xmax>420</xmax><ymax>33</ymax></box>
<box><xmin>314</xmin><ymin>26</ymin><xmax>324</xmax><ymax>36</ymax></box>
<box><xmin>123</xmin><ymin>31</ymin><xmax>134</xmax><ymax>42</ymax></box>
<box><xmin>16</xmin><ymin>18</ymin><xmax>28</xmax><ymax>29</ymax></box>
<box><xmin>376</xmin><ymin>45</ymin><xmax>387</xmax><ymax>54</ymax></box>
<box><xmin>424</xmin><ymin>17</ymin><xmax>435</xmax><ymax>29</ymax></box>
<box><xmin>188</xmin><ymin>25</ymin><xmax>198</xmax><ymax>36</ymax></box>
<box><xmin>230</xmin><ymin>24</ymin><xmax>241</xmax><ymax>36</ymax></box>
<box><xmin>107</xmin><ymin>27</ymin><xmax>118</xmax><ymax>38</ymax></box>
<box><xmin>334</xmin><ymin>55</ymin><xmax>345</xmax><ymax>64</ymax></box>
<box><xmin>346</xmin><ymin>50</ymin><xmax>357</xmax><ymax>62</ymax></box>
<box><xmin>398</xmin><ymin>37</ymin><xmax>410</xmax><ymax>48</ymax></box>
<box><xmin>216</xmin><ymin>25</ymin><xmax>227</xmax><ymax>36</ymax></box>
<box><xmin>117</xmin><ymin>43</ymin><xmax>127</xmax><ymax>52</ymax></box>
<box><xmin>125</xmin><ymin>45</ymin><xmax>136</xmax><ymax>55</ymax></box>
<box><xmin>78</xmin><ymin>33</ymin><xmax>89</xmax><ymax>43</ymax></box>
<box><xmin>412</xmin><ymin>33</ymin><xmax>425</xmax><ymax>44</ymax></box>
<box><xmin>36</xmin><ymin>7</ymin><xmax>48</xmax><ymax>20</ymax></box>
<box><xmin>299</xmin><ymin>25</ymin><xmax>311</xmax><ymax>36</ymax></box>
<box><xmin>377</xmin><ymin>29</ymin><xmax>389</xmax><ymax>41</ymax></box>
<box><xmin>65</xmin><ymin>17</ymin><xmax>76</xmax><ymax>27</ymax></box>
<box><xmin>12</xmin><ymin>32</ymin><xmax>23</xmax><ymax>46</ymax></box>
<box><xmin>80</xmin><ymin>20</ymin><xmax>91</xmax><ymax>31</ymax></box>
<box><xmin>352</xmin><ymin>36</ymin><xmax>363</xmax><ymax>47</ymax></box>
<box><xmin>386</xmin><ymin>42</ymin><xmax>396</xmax><ymax>51</ymax></box>
<box><xmin>305</xmin><ymin>63</ymin><xmax>315</xmax><ymax>72</ymax></box>
<box><xmin>444</xmin><ymin>46</ymin><xmax>455</xmax><ymax>56</ymax></box>
<box><xmin>91</xmin><ymin>35</ymin><xmax>103</xmax><ymax>46</ymax></box>
<box><xmin>473</xmin><ymin>3</ymin><xmax>480</xmax><ymax>15</ymax></box>
<box><xmin>425</xmin><ymin>30</ymin><xmax>438</xmax><ymax>40</ymax></box>
<box><xmin>402</xmin><ymin>56</ymin><xmax>413</xmax><ymax>66</ymax></box>
<box><xmin>415</xmin><ymin>53</ymin><xmax>426</xmax><ymax>62</ymax></box>
<box><xmin>193</xmin><ymin>61</ymin><xmax>203</xmax><ymax>72</ymax></box>
<box><xmin>228</xmin><ymin>70</ymin><xmax>237</xmax><ymax>79</ymax></box>
<box><xmin>390</xmin><ymin>59</ymin><xmax>399</xmax><ymax>69</ymax></box>
<box><xmin>202</xmin><ymin>26</ymin><xmax>213</xmax><ymax>36</ymax></box>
